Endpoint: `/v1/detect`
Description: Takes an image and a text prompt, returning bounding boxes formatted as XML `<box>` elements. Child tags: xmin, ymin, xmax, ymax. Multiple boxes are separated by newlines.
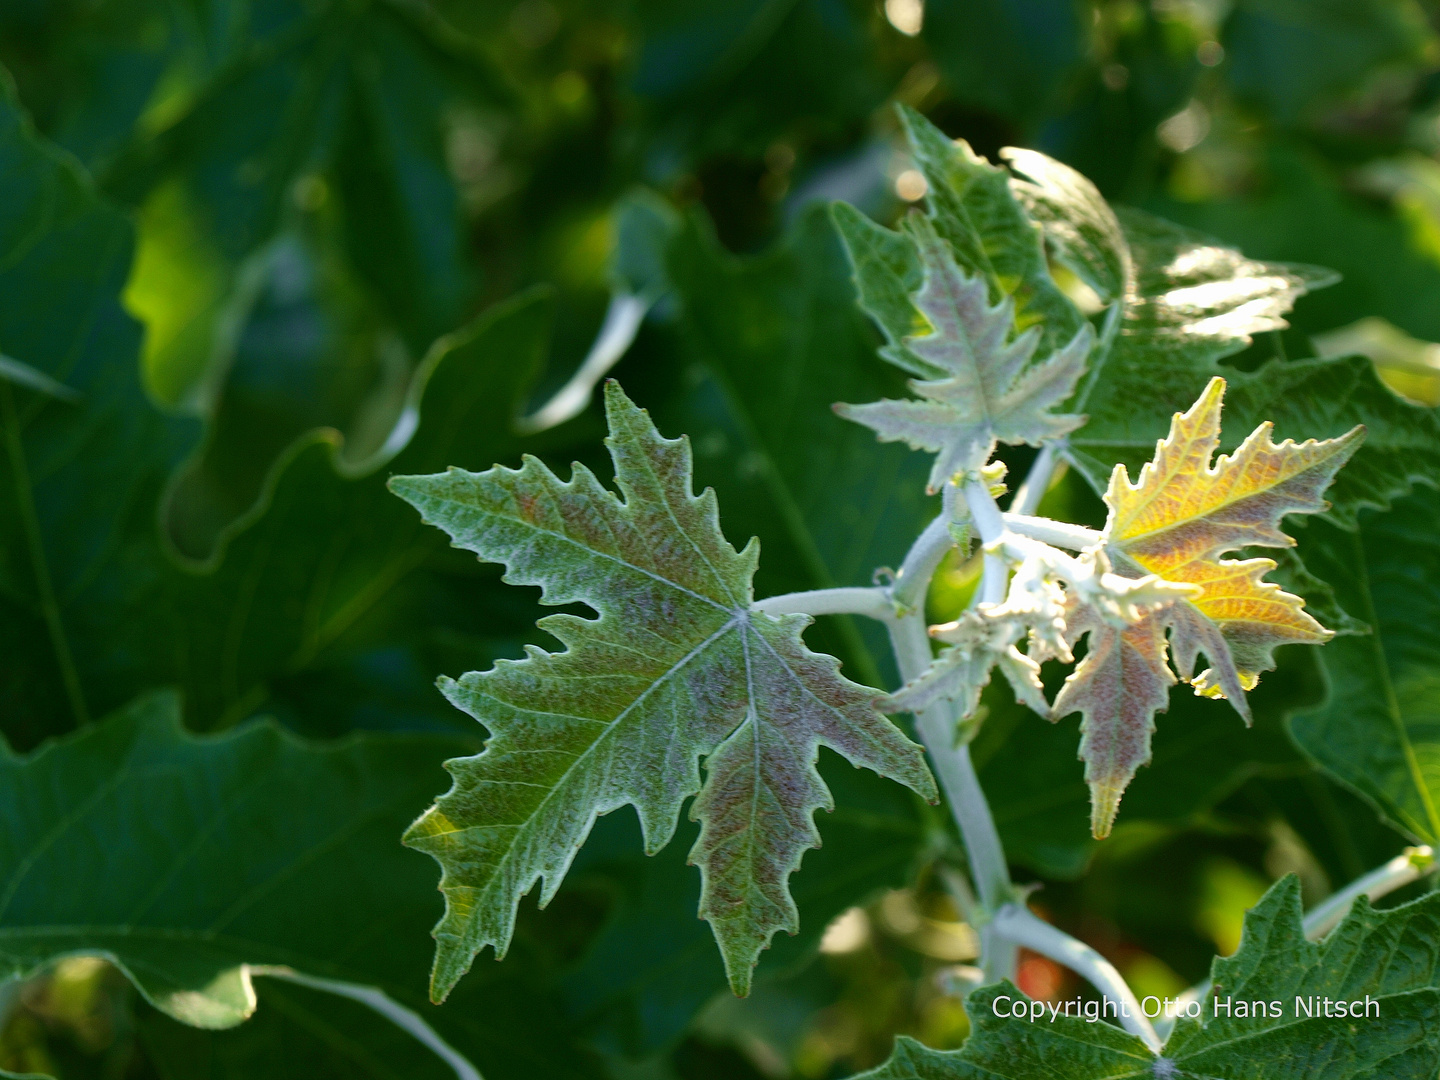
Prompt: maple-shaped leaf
<box><xmin>389</xmin><ymin>381</ymin><xmax>936</xmax><ymax>1000</ymax></box>
<box><xmin>835</xmin><ymin>216</ymin><xmax>1093</xmax><ymax>492</ymax></box>
<box><xmin>1054</xmin><ymin>376</ymin><xmax>1362</xmax><ymax>837</ymax></box>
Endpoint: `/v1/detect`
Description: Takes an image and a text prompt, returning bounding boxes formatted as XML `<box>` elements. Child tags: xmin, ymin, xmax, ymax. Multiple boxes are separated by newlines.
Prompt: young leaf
<box><xmin>890</xmin><ymin>541</ymin><xmax>1196</xmax><ymax>726</ymax></box>
<box><xmin>1290</xmin><ymin>487</ymin><xmax>1440</xmax><ymax>845</ymax></box>
<box><xmin>849</xmin><ymin>876</ymin><xmax>1440</xmax><ymax>1080</ymax></box>
<box><xmin>1055</xmin><ymin>376</ymin><xmax>1362</xmax><ymax>836</ymax></box>
<box><xmin>835</xmin><ymin>216</ymin><xmax>1092</xmax><ymax>492</ymax></box>
<box><xmin>390</xmin><ymin>381</ymin><xmax>936</xmax><ymax>1000</ymax></box>
<box><xmin>830</xmin><ymin>108</ymin><xmax>1090</xmax><ymax>385</ymax></box>
<box><xmin>896</xmin><ymin>106</ymin><xmax>1089</xmax><ymax>357</ymax></box>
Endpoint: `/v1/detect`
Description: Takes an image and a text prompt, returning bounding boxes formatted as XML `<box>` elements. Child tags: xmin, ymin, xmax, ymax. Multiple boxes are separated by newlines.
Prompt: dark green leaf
<box><xmin>0</xmin><ymin>690</ymin><xmax>460</xmax><ymax>1027</ymax></box>
<box><xmin>1291</xmin><ymin>487</ymin><xmax>1440</xmax><ymax>845</ymax></box>
<box><xmin>921</xmin><ymin>0</ymin><xmax>1084</xmax><ymax>128</ymax></box>
<box><xmin>0</xmin><ymin>691</ymin><xmax>602</xmax><ymax>1080</ymax></box>
<box><xmin>1224</xmin><ymin>0</ymin><xmax>1435</xmax><ymax>124</ymax></box>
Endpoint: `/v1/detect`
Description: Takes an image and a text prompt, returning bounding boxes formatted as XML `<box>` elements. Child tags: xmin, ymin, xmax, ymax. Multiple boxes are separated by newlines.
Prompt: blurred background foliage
<box><xmin>2</xmin><ymin>0</ymin><xmax>1439</xmax><ymax>1077</ymax></box>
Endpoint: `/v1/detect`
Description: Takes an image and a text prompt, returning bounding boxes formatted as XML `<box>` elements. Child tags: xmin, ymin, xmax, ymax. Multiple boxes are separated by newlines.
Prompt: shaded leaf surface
<box><xmin>0</xmin><ymin>692</ymin><xmax>602</xmax><ymax>1080</ymax></box>
<box><xmin>392</xmin><ymin>382</ymin><xmax>935</xmax><ymax>998</ymax></box>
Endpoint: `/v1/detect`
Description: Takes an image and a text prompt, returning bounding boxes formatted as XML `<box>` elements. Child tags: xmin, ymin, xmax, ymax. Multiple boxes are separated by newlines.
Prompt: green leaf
<box><xmin>106</xmin><ymin>0</ymin><xmax>495</xmax><ymax>356</ymax></box>
<box><xmin>850</xmin><ymin>876</ymin><xmax>1440</xmax><ymax>1079</ymax></box>
<box><xmin>2</xmin><ymin>210</ymin><xmax>564</xmax><ymax>741</ymax></box>
<box><xmin>1291</xmin><ymin>487</ymin><xmax>1440</xmax><ymax>845</ymax></box>
<box><xmin>1224</xmin><ymin>0</ymin><xmax>1436</xmax><ymax>125</ymax></box>
<box><xmin>391</xmin><ymin>381</ymin><xmax>937</xmax><ymax>999</ymax></box>
<box><xmin>0</xmin><ymin>690</ymin><xmax>458</xmax><ymax>1027</ymax></box>
<box><xmin>0</xmin><ymin>82</ymin><xmax>197</xmax><ymax>746</ymax></box>
<box><xmin>0</xmin><ymin>691</ymin><xmax>603</xmax><ymax>1080</ymax></box>
<box><xmin>835</xmin><ymin>214</ymin><xmax>1091</xmax><ymax>492</ymax></box>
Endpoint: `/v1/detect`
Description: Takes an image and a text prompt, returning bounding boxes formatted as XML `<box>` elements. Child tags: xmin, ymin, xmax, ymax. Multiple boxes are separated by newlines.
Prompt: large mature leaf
<box><xmin>850</xmin><ymin>876</ymin><xmax>1440</xmax><ymax>1079</ymax></box>
<box><xmin>0</xmin><ymin>692</ymin><xmax>602</xmax><ymax>1080</ymax></box>
<box><xmin>0</xmin><ymin>82</ymin><xmax>196</xmax><ymax>747</ymax></box>
<box><xmin>392</xmin><ymin>381</ymin><xmax>936</xmax><ymax>999</ymax></box>
<box><xmin>835</xmin><ymin>214</ymin><xmax>1091</xmax><ymax>492</ymax></box>
<box><xmin>106</xmin><ymin>0</ymin><xmax>495</xmax><ymax>356</ymax></box>
<box><xmin>1291</xmin><ymin>487</ymin><xmax>1440</xmax><ymax>845</ymax></box>
<box><xmin>3</xmin><ymin>244</ymin><xmax>564</xmax><ymax>740</ymax></box>
<box><xmin>1055</xmin><ymin>377</ymin><xmax>1360</xmax><ymax>836</ymax></box>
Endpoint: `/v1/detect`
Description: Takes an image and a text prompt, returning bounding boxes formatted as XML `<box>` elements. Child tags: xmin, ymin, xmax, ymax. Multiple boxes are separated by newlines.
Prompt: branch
<box><xmin>1002</xmin><ymin>513</ymin><xmax>1101</xmax><ymax>551</ymax></box>
<box><xmin>753</xmin><ymin>586</ymin><xmax>896</xmax><ymax>622</ymax></box>
<box><xmin>990</xmin><ymin>903</ymin><xmax>1163</xmax><ymax>1052</ymax></box>
<box><xmin>1008</xmin><ymin>443</ymin><xmax>1057</xmax><ymax>517</ymax></box>
<box><xmin>1303</xmin><ymin>845</ymin><xmax>1436</xmax><ymax>940</ymax></box>
<box><xmin>892</xmin><ymin>482</ymin><xmax>966</xmax><ymax>612</ymax></box>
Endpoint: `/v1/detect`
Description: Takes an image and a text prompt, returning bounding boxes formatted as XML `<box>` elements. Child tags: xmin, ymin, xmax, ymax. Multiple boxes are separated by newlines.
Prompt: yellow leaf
<box><xmin>1055</xmin><ymin>376</ymin><xmax>1363</xmax><ymax>838</ymax></box>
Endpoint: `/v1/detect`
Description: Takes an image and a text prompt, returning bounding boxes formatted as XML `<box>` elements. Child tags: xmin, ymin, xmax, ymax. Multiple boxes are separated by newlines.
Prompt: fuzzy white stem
<box><xmin>1303</xmin><ymin>846</ymin><xmax>1436</xmax><ymax>940</ymax></box>
<box><xmin>990</xmin><ymin>904</ymin><xmax>1163</xmax><ymax>1052</ymax></box>
<box><xmin>893</xmin><ymin>483</ymin><xmax>965</xmax><ymax>612</ymax></box>
<box><xmin>1010</xmin><ymin>444</ymin><xmax>1057</xmax><ymax>516</ymax></box>
<box><xmin>518</xmin><ymin>293</ymin><xmax>650</xmax><ymax>433</ymax></box>
<box><xmin>1002</xmin><ymin>514</ymin><xmax>1102</xmax><ymax>551</ymax></box>
<box><xmin>753</xmin><ymin>586</ymin><xmax>896</xmax><ymax>622</ymax></box>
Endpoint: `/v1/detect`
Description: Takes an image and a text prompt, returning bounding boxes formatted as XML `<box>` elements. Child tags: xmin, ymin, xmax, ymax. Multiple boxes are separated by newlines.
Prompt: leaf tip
<box><xmin>1089</xmin><ymin>781</ymin><xmax>1124</xmax><ymax>839</ymax></box>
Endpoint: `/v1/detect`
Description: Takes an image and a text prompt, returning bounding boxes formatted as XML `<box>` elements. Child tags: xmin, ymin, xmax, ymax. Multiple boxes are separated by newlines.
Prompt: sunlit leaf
<box><xmin>391</xmin><ymin>381</ymin><xmax>936</xmax><ymax>999</ymax></box>
<box><xmin>1055</xmin><ymin>376</ymin><xmax>1361</xmax><ymax>836</ymax></box>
